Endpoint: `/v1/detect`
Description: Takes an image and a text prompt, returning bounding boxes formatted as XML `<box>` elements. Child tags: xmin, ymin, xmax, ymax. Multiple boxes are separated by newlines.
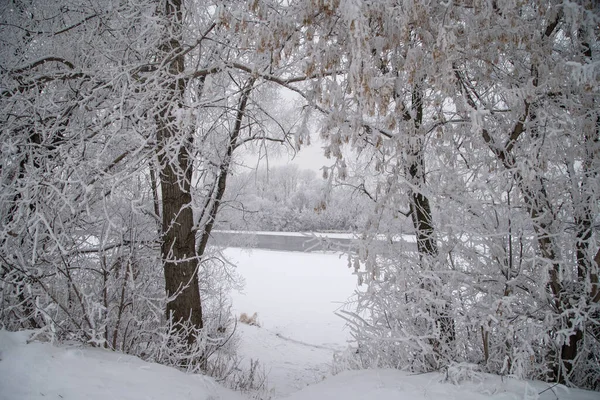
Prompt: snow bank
<box><xmin>279</xmin><ymin>369</ymin><xmax>600</xmax><ymax>400</ymax></box>
<box><xmin>0</xmin><ymin>330</ymin><xmax>245</xmax><ymax>400</ymax></box>
<box><xmin>2</xmin><ymin>324</ymin><xmax>598</xmax><ymax>400</ymax></box>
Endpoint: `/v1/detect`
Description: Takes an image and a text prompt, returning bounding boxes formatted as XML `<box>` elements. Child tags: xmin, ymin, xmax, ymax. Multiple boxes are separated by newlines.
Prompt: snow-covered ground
<box><xmin>226</xmin><ymin>248</ymin><xmax>357</xmax><ymax>396</ymax></box>
<box><xmin>280</xmin><ymin>368</ymin><xmax>600</xmax><ymax>400</ymax></box>
<box><xmin>0</xmin><ymin>329</ymin><xmax>246</xmax><ymax>400</ymax></box>
<box><xmin>227</xmin><ymin>248</ymin><xmax>355</xmax><ymax>350</ymax></box>
<box><xmin>1</xmin><ymin>248</ymin><xmax>598</xmax><ymax>400</ymax></box>
<box><xmin>2</xmin><ymin>329</ymin><xmax>597</xmax><ymax>400</ymax></box>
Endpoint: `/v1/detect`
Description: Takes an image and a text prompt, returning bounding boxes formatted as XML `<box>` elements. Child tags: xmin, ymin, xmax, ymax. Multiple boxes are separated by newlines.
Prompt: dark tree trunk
<box><xmin>156</xmin><ymin>0</ymin><xmax>203</xmax><ymax>343</ymax></box>
<box><xmin>405</xmin><ymin>83</ymin><xmax>455</xmax><ymax>366</ymax></box>
<box><xmin>159</xmin><ymin>154</ymin><xmax>203</xmax><ymax>338</ymax></box>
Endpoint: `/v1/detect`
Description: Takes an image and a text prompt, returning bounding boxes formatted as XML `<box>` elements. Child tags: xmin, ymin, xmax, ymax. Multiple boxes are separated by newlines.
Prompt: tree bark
<box><xmin>156</xmin><ymin>0</ymin><xmax>203</xmax><ymax>343</ymax></box>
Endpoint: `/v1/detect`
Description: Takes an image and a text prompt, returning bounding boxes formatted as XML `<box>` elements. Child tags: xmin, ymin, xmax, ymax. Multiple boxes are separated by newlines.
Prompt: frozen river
<box><xmin>212</xmin><ymin>230</ymin><xmax>415</xmax><ymax>253</ymax></box>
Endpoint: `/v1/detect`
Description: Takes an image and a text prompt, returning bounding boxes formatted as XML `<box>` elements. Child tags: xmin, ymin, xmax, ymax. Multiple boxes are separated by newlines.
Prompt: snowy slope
<box><xmin>0</xmin><ymin>330</ymin><xmax>246</xmax><ymax>400</ymax></box>
<box><xmin>1</xmin><ymin>330</ymin><xmax>598</xmax><ymax>400</ymax></box>
<box><xmin>279</xmin><ymin>369</ymin><xmax>600</xmax><ymax>400</ymax></box>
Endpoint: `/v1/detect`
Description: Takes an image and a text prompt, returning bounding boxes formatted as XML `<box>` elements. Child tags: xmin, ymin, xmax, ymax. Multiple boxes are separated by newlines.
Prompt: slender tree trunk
<box><xmin>406</xmin><ymin>83</ymin><xmax>455</xmax><ymax>366</ymax></box>
<box><xmin>156</xmin><ymin>0</ymin><xmax>203</xmax><ymax>343</ymax></box>
<box><xmin>196</xmin><ymin>78</ymin><xmax>255</xmax><ymax>258</ymax></box>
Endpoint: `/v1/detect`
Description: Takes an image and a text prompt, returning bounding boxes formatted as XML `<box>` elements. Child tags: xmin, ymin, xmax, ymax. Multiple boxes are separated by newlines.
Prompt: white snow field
<box><xmin>1</xmin><ymin>248</ymin><xmax>598</xmax><ymax>400</ymax></box>
<box><xmin>227</xmin><ymin>248</ymin><xmax>355</xmax><ymax>351</ymax></box>
<box><xmin>226</xmin><ymin>248</ymin><xmax>357</xmax><ymax>396</ymax></box>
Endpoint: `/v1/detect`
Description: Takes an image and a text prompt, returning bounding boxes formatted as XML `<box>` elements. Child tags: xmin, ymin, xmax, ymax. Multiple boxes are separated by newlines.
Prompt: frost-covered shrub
<box><xmin>444</xmin><ymin>363</ymin><xmax>484</xmax><ymax>385</ymax></box>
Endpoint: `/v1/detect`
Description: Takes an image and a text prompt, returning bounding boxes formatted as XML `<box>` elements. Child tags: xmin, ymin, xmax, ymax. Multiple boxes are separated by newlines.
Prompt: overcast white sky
<box><xmin>282</xmin><ymin>137</ymin><xmax>332</xmax><ymax>172</ymax></box>
<box><xmin>240</xmin><ymin>136</ymin><xmax>333</xmax><ymax>174</ymax></box>
<box><xmin>238</xmin><ymin>86</ymin><xmax>338</xmax><ymax>174</ymax></box>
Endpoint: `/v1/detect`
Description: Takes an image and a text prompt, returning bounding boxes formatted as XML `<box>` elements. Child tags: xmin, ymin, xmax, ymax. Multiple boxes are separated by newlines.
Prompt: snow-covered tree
<box><xmin>445</xmin><ymin>2</ymin><xmax>600</xmax><ymax>386</ymax></box>
<box><xmin>276</xmin><ymin>0</ymin><xmax>600</xmax><ymax>389</ymax></box>
<box><xmin>1</xmin><ymin>0</ymin><xmax>598</xmax><ymax>391</ymax></box>
<box><xmin>0</xmin><ymin>0</ymin><xmax>300</xmax><ymax>372</ymax></box>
